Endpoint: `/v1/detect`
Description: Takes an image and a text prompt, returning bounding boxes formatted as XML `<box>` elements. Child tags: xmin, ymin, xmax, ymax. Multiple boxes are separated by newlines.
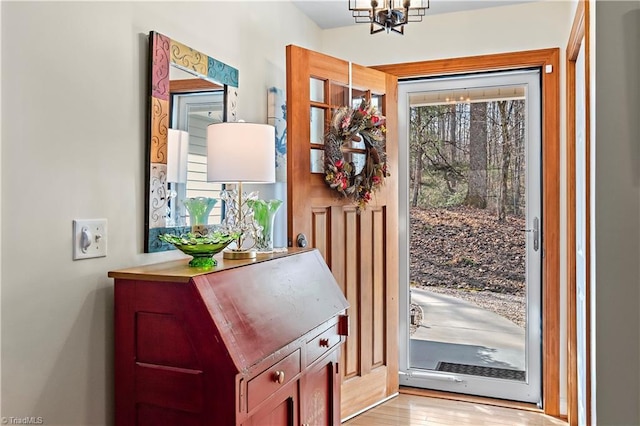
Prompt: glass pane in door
<box><xmin>399</xmin><ymin>70</ymin><xmax>541</xmax><ymax>403</ymax></box>
<box><xmin>310</xmin><ymin>107</ymin><xmax>325</xmax><ymax>144</ymax></box>
<box><xmin>310</xmin><ymin>78</ymin><xmax>325</xmax><ymax>103</ymax></box>
<box><xmin>409</xmin><ymin>89</ymin><xmax>527</xmax><ymax>376</ymax></box>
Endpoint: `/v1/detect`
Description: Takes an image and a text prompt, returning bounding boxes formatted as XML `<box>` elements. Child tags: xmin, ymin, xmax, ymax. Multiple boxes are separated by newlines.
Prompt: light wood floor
<box><xmin>343</xmin><ymin>394</ymin><xmax>568</xmax><ymax>426</ymax></box>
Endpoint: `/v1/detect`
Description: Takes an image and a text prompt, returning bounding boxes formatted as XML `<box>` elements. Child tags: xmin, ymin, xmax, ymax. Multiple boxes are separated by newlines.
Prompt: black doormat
<box><xmin>436</xmin><ymin>362</ymin><xmax>526</xmax><ymax>381</ymax></box>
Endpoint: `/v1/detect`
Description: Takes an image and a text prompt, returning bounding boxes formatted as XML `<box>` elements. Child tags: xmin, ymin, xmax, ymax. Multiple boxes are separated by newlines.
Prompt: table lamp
<box><xmin>207</xmin><ymin>122</ymin><xmax>275</xmax><ymax>259</ymax></box>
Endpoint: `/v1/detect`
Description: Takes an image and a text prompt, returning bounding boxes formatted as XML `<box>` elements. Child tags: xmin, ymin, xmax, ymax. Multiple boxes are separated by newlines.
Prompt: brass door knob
<box><xmin>319</xmin><ymin>338</ymin><xmax>330</xmax><ymax>348</ymax></box>
<box><xmin>274</xmin><ymin>370</ymin><xmax>285</xmax><ymax>384</ymax></box>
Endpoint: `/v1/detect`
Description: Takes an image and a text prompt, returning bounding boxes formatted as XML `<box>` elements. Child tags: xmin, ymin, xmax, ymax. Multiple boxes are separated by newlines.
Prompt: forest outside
<box><xmin>409</xmin><ymin>98</ymin><xmax>527</xmax><ymax>327</ymax></box>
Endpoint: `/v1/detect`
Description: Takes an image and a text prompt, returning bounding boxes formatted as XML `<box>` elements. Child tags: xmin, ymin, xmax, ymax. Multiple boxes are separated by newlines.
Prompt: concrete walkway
<box><xmin>409</xmin><ymin>288</ymin><xmax>526</xmax><ymax>372</ymax></box>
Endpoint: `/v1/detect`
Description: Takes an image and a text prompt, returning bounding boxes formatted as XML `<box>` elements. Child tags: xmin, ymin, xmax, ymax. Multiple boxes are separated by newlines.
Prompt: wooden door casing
<box><xmin>375</xmin><ymin>48</ymin><xmax>560</xmax><ymax>416</ymax></box>
<box><xmin>286</xmin><ymin>45</ymin><xmax>399</xmax><ymax>420</ymax></box>
<box><xmin>566</xmin><ymin>1</ymin><xmax>591</xmax><ymax>424</ymax></box>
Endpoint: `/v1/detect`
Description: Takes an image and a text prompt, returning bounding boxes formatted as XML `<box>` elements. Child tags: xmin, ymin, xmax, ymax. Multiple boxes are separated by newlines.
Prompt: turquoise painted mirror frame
<box><xmin>145</xmin><ymin>31</ymin><xmax>239</xmax><ymax>253</ymax></box>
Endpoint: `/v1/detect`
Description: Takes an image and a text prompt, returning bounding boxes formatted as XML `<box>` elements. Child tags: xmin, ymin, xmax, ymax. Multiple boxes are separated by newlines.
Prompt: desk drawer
<box><xmin>247</xmin><ymin>349</ymin><xmax>300</xmax><ymax>412</ymax></box>
<box><xmin>306</xmin><ymin>324</ymin><xmax>340</xmax><ymax>366</ymax></box>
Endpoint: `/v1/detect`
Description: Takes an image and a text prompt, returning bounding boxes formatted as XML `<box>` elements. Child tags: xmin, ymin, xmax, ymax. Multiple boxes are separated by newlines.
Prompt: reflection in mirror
<box><xmin>145</xmin><ymin>31</ymin><xmax>239</xmax><ymax>252</ymax></box>
<box><xmin>170</xmin><ymin>90</ymin><xmax>224</xmax><ymax>226</ymax></box>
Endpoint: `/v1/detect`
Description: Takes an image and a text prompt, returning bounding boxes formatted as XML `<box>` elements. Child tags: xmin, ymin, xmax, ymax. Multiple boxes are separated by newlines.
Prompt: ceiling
<box><xmin>291</xmin><ymin>0</ymin><xmax>536</xmax><ymax>30</ymax></box>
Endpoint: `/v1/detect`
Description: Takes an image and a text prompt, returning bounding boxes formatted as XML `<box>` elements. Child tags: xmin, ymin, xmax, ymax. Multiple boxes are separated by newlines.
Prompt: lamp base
<box><xmin>222</xmin><ymin>249</ymin><xmax>257</xmax><ymax>260</ymax></box>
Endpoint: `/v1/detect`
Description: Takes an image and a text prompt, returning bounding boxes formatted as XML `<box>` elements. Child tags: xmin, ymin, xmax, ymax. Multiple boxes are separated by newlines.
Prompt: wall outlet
<box><xmin>73</xmin><ymin>219</ymin><xmax>107</xmax><ymax>260</ymax></box>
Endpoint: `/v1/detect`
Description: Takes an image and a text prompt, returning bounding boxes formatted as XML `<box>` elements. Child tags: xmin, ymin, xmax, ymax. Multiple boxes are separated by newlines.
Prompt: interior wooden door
<box><xmin>286</xmin><ymin>45</ymin><xmax>399</xmax><ymax>420</ymax></box>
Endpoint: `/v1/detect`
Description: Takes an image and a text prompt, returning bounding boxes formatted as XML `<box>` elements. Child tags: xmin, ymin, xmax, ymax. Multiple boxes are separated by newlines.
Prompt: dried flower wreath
<box><xmin>323</xmin><ymin>100</ymin><xmax>389</xmax><ymax>211</ymax></box>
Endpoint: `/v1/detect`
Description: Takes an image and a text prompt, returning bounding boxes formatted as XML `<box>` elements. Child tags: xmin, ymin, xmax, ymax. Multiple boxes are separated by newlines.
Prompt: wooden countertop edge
<box><xmin>108</xmin><ymin>248</ymin><xmax>312</xmax><ymax>282</ymax></box>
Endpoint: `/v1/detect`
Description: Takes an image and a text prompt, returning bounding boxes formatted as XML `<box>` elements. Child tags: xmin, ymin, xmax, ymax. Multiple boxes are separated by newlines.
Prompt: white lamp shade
<box><xmin>167</xmin><ymin>129</ymin><xmax>189</xmax><ymax>183</ymax></box>
<box><xmin>207</xmin><ymin>122</ymin><xmax>276</xmax><ymax>183</ymax></box>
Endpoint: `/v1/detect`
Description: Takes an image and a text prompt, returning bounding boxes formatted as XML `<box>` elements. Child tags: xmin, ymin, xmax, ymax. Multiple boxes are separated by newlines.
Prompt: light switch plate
<box><xmin>73</xmin><ymin>219</ymin><xmax>107</xmax><ymax>260</ymax></box>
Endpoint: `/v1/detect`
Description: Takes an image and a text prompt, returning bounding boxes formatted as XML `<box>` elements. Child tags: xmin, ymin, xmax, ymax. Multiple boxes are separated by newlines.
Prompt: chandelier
<box><xmin>349</xmin><ymin>0</ymin><xmax>429</xmax><ymax>34</ymax></box>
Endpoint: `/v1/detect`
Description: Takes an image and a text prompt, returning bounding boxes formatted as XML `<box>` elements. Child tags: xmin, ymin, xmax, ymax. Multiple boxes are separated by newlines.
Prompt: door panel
<box><xmin>286</xmin><ymin>45</ymin><xmax>399</xmax><ymax>420</ymax></box>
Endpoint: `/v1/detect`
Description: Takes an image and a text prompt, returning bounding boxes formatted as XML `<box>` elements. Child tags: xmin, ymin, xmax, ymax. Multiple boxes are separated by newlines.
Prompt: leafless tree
<box><xmin>497</xmin><ymin>100</ymin><xmax>513</xmax><ymax>221</ymax></box>
<box><xmin>466</xmin><ymin>102</ymin><xmax>488</xmax><ymax>208</ymax></box>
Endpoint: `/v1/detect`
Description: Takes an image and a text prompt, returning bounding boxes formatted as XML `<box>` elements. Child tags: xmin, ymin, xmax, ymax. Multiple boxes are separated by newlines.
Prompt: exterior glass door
<box><xmin>398</xmin><ymin>70</ymin><xmax>542</xmax><ymax>404</ymax></box>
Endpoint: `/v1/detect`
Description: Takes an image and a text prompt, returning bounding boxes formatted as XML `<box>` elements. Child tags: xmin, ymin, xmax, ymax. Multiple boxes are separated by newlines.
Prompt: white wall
<box><xmin>0</xmin><ymin>2</ymin><xmax>321</xmax><ymax>424</ymax></box>
<box><xmin>322</xmin><ymin>0</ymin><xmax>575</xmax><ymax>414</ymax></box>
<box><xmin>594</xmin><ymin>1</ymin><xmax>640</xmax><ymax>424</ymax></box>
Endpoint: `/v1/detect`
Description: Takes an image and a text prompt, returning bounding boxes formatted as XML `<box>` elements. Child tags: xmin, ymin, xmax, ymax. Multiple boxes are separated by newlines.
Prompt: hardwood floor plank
<box><xmin>343</xmin><ymin>394</ymin><xmax>568</xmax><ymax>426</ymax></box>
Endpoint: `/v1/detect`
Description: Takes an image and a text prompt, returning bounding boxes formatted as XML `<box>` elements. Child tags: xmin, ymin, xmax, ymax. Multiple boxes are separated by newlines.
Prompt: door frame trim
<box><xmin>565</xmin><ymin>1</ymin><xmax>591</xmax><ymax>424</ymax></box>
<box><xmin>374</xmin><ymin>48</ymin><xmax>561</xmax><ymax>417</ymax></box>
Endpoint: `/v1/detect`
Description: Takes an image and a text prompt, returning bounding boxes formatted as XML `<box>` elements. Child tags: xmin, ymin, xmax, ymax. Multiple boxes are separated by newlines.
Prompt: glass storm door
<box><xmin>397</xmin><ymin>70</ymin><xmax>542</xmax><ymax>404</ymax></box>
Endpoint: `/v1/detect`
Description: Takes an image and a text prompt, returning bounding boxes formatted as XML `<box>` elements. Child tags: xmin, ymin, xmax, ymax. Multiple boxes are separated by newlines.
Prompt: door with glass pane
<box><xmin>398</xmin><ymin>70</ymin><xmax>542</xmax><ymax>403</ymax></box>
<box><xmin>286</xmin><ymin>45</ymin><xmax>399</xmax><ymax>420</ymax></box>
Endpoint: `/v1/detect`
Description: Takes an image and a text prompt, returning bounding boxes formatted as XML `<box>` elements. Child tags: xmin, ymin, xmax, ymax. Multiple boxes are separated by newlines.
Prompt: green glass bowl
<box><xmin>158</xmin><ymin>232</ymin><xmax>236</xmax><ymax>268</ymax></box>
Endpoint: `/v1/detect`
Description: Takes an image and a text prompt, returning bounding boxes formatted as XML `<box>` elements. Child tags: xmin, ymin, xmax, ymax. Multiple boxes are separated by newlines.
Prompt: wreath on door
<box><xmin>323</xmin><ymin>100</ymin><xmax>389</xmax><ymax>211</ymax></box>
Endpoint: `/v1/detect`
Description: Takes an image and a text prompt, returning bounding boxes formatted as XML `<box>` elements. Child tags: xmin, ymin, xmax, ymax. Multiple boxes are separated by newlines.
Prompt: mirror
<box><xmin>145</xmin><ymin>31</ymin><xmax>239</xmax><ymax>252</ymax></box>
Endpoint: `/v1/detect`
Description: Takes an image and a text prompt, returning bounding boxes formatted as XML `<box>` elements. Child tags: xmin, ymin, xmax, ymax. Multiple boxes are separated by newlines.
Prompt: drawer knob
<box><xmin>319</xmin><ymin>338</ymin><xmax>330</xmax><ymax>348</ymax></box>
<box><xmin>274</xmin><ymin>370</ymin><xmax>285</xmax><ymax>384</ymax></box>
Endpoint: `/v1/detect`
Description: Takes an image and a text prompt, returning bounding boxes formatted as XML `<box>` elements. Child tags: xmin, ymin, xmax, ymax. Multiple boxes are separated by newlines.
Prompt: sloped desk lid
<box><xmin>193</xmin><ymin>249</ymin><xmax>349</xmax><ymax>371</ymax></box>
